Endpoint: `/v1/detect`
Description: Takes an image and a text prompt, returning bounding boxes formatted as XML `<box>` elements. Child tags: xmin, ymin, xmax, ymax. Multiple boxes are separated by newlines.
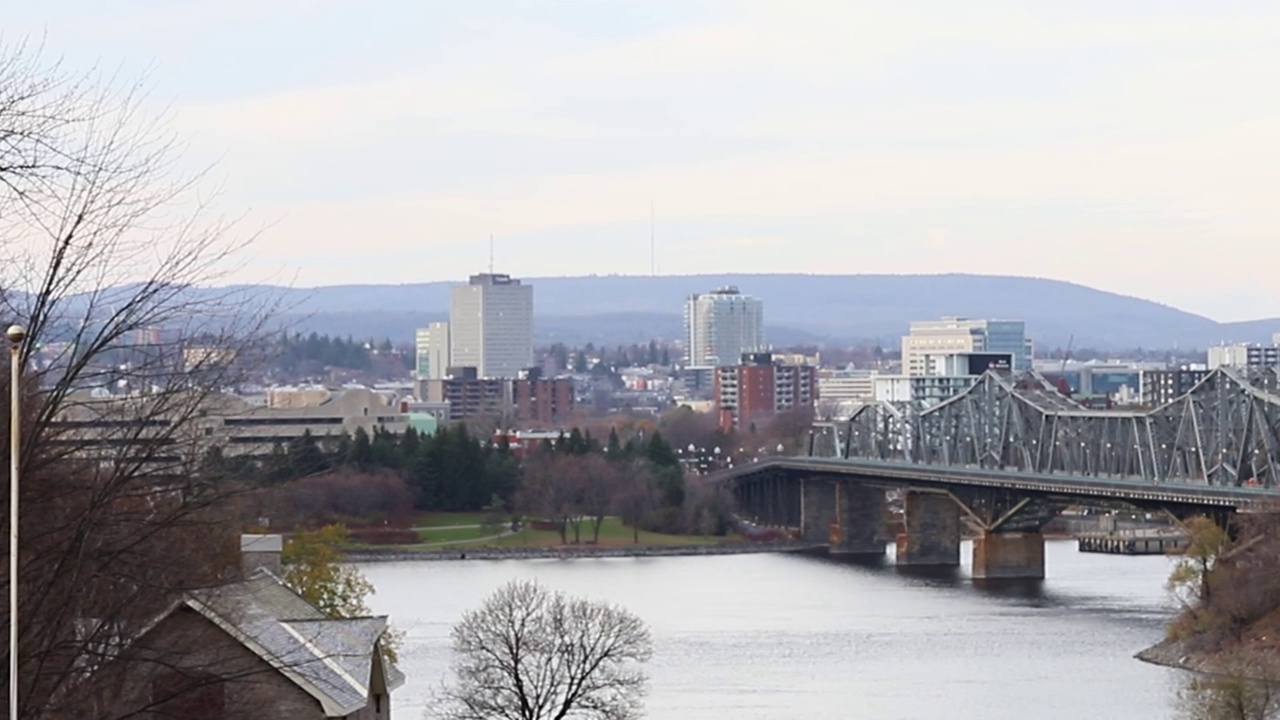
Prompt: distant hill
<box><xmin>248</xmin><ymin>274</ymin><xmax>1279</xmax><ymax>350</ymax></box>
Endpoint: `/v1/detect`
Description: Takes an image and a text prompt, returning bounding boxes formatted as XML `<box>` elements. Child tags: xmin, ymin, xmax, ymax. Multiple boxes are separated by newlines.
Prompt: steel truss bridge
<box><xmin>818</xmin><ymin>366</ymin><xmax>1280</xmax><ymax>493</ymax></box>
<box><xmin>712</xmin><ymin>367</ymin><xmax>1280</xmax><ymax>577</ymax></box>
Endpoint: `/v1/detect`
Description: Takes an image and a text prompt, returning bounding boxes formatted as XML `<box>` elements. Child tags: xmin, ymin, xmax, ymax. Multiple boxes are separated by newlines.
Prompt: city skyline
<box><xmin>11</xmin><ymin>2</ymin><xmax>1280</xmax><ymax>322</ymax></box>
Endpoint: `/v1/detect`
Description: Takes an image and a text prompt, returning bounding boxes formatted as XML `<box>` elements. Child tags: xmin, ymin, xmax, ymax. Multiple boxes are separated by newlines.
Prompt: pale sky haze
<box><xmin>11</xmin><ymin>1</ymin><xmax>1280</xmax><ymax>321</ymax></box>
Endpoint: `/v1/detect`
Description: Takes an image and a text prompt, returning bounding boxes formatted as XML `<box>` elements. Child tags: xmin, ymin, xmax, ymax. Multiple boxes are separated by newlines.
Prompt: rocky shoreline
<box><xmin>347</xmin><ymin>540</ymin><xmax>822</xmax><ymax>563</ymax></box>
<box><xmin>1134</xmin><ymin>638</ymin><xmax>1201</xmax><ymax>672</ymax></box>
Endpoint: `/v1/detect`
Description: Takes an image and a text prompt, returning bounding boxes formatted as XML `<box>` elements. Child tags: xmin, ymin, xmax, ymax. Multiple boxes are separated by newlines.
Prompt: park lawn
<box><xmin>445</xmin><ymin>517</ymin><xmax>742</xmax><ymax>550</ymax></box>
<box><xmin>415</xmin><ymin>525</ymin><xmax>501</xmax><ymax>544</ymax></box>
<box><xmin>411</xmin><ymin>512</ymin><xmax>493</xmax><ymax>528</ymax></box>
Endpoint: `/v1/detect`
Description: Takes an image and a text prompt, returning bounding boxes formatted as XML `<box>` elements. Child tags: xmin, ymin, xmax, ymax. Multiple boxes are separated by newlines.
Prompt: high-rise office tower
<box><xmin>684</xmin><ymin>286</ymin><xmax>765</xmax><ymax>366</ymax></box>
<box><xmin>449</xmin><ymin>273</ymin><xmax>534</xmax><ymax>379</ymax></box>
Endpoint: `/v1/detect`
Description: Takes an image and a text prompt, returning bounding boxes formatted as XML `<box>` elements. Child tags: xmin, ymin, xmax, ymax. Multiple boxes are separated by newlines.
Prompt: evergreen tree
<box><xmin>348</xmin><ymin>426</ymin><xmax>373</xmax><ymax>468</ymax></box>
<box><xmin>409</xmin><ymin>432</ymin><xmax>443</xmax><ymax>510</ymax></box>
<box><xmin>287</xmin><ymin>430</ymin><xmax>328</xmax><ymax>478</ymax></box>
<box><xmin>645</xmin><ymin>430</ymin><xmax>685</xmax><ymax>507</ymax></box>
<box><xmin>400</xmin><ymin>426</ymin><xmax>421</xmax><ymax>457</ymax></box>
<box><xmin>264</xmin><ymin>441</ymin><xmax>291</xmax><ymax>484</ymax></box>
<box><xmin>607</xmin><ymin>427</ymin><xmax>622</xmax><ymax>456</ymax></box>
<box><xmin>645</xmin><ymin>431</ymin><xmax>680</xmax><ymax>470</ymax></box>
<box><xmin>567</xmin><ymin>428</ymin><xmax>588</xmax><ymax>455</ymax></box>
<box><xmin>370</xmin><ymin>426</ymin><xmax>402</xmax><ymax>468</ymax></box>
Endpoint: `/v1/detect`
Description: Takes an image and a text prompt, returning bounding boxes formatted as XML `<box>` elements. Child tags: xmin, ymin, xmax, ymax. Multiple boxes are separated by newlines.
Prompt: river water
<box><xmin>361</xmin><ymin>540</ymin><xmax>1184</xmax><ymax>719</ymax></box>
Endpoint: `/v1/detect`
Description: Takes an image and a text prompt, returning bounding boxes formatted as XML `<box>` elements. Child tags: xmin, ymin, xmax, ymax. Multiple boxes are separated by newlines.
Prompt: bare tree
<box><xmin>518</xmin><ymin>454</ymin><xmax>581</xmax><ymax>544</ymax></box>
<box><xmin>1177</xmin><ymin>651</ymin><xmax>1280</xmax><ymax>720</ymax></box>
<box><xmin>436</xmin><ymin>580</ymin><xmax>652</xmax><ymax>720</ymax></box>
<box><xmin>579</xmin><ymin>454</ymin><xmax>618</xmax><ymax>544</ymax></box>
<box><xmin>612</xmin><ymin>460</ymin><xmax>657</xmax><ymax>544</ymax></box>
<box><xmin>1</xmin><ymin>41</ymin><xmax>283</xmax><ymax>717</ymax></box>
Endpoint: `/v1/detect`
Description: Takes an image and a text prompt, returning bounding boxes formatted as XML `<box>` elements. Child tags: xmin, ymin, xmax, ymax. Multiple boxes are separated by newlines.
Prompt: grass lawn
<box><xmin>346</xmin><ymin>515</ymin><xmax>742</xmax><ymax>553</ymax></box>
<box><xmin>414</xmin><ymin>525</ymin><xmax>501</xmax><ymax>544</ymax></box>
<box><xmin>444</xmin><ymin>517</ymin><xmax>742</xmax><ymax>550</ymax></box>
<box><xmin>411</xmin><ymin>512</ymin><xmax>495</xmax><ymax>528</ymax></box>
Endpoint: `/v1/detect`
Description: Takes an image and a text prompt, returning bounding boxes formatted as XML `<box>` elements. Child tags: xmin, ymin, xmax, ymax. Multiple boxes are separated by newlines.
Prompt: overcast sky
<box><xmin>11</xmin><ymin>1</ymin><xmax>1280</xmax><ymax>321</ymax></box>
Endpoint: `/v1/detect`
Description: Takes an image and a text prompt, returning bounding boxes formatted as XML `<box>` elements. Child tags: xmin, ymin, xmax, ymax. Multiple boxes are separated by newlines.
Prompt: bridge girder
<box><xmin>817</xmin><ymin>367</ymin><xmax>1280</xmax><ymax>490</ymax></box>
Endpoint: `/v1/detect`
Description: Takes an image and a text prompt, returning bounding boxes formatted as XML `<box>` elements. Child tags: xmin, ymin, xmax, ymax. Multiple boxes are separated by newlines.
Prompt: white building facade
<box><xmin>901</xmin><ymin>317</ymin><xmax>1031</xmax><ymax>376</ymax></box>
<box><xmin>1207</xmin><ymin>343</ymin><xmax>1280</xmax><ymax>370</ymax></box>
<box><xmin>684</xmin><ymin>287</ymin><xmax>765</xmax><ymax>366</ymax></box>
<box><xmin>449</xmin><ymin>273</ymin><xmax>534</xmax><ymax>379</ymax></box>
<box><xmin>414</xmin><ymin>321</ymin><xmax>451</xmax><ymax>380</ymax></box>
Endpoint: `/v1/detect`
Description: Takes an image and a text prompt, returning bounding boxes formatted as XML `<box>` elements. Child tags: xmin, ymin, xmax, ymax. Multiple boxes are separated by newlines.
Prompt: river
<box><xmin>360</xmin><ymin>540</ymin><xmax>1184</xmax><ymax>719</ymax></box>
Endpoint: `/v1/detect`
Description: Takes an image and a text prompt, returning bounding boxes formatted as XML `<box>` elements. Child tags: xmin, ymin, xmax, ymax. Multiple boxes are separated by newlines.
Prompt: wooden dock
<box><xmin>1077</xmin><ymin>530</ymin><xmax>1188</xmax><ymax>555</ymax></box>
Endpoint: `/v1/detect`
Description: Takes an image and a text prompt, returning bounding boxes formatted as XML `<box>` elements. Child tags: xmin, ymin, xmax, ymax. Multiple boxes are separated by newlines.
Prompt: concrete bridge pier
<box><xmin>972</xmin><ymin>531</ymin><xmax>1045</xmax><ymax>580</ymax></box>
<box><xmin>800</xmin><ymin>478</ymin><xmax>885</xmax><ymax>556</ymax></box>
<box><xmin>895</xmin><ymin>491</ymin><xmax>960</xmax><ymax>566</ymax></box>
<box><xmin>831</xmin><ymin>480</ymin><xmax>886</xmax><ymax>557</ymax></box>
<box><xmin>800</xmin><ymin>478</ymin><xmax>836</xmax><ymax>544</ymax></box>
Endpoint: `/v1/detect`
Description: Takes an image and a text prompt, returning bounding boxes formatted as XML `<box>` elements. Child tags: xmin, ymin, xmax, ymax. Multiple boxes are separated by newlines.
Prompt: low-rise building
<box><xmin>52</xmin><ymin>386</ymin><xmax>409</xmax><ymax>462</ymax></box>
<box><xmin>421</xmin><ymin>373</ymin><xmax>509</xmax><ymax>421</ymax></box>
<box><xmin>873</xmin><ymin>374</ymin><xmax>980</xmax><ymax>406</ymax></box>
<box><xmin>1141</xmin><ymin>367</ymin><xmax>1211</xmax><ymax>406</ymax></box>
<box><xmin>512</xmin><ymin>377</ymin><xmax>575</xmax><ymax>425</ymax></box>
<box><xmin>817</xmin><ymin>368</ymin><xmax>877</xmax><ymax>402</ymax></box>
<box><xmin>714</xmin><ymin>353</ymin><xmax>816</xmax><ymax>430</ymax></box>
<box><xmin>111</xmin><ymin>535</ymin><xmax>402</xmax><ymax>718</ymax></box>
<box><xmin>1034</xmin><ymin>360</ymin><xmax>1159</xmax><ymax>406</ymax></box>
<box><xmin>870</xmin><ymin>351</ymin><xmax>1013</xmax><ymax>407</ymax></box>
<box><xmin>1208</xmin><ymin>343</ymin><xmax>1280</xmax><ymax>370</ymax></box>
<box><xmin>901</xmin><ymin>317</ymin><xmax>1031</xmax><ymax>375</ymax></box>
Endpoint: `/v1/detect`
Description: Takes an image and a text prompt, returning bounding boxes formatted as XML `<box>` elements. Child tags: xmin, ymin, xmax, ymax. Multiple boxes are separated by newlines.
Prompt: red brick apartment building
<box><xmin>715</xmin><ymin>353</ymin><xmax>817</xmax><ymax>430</ymax></box>
<box><xmin>512</xmin><ymin>378</ymin><xmax>575</xmax><ymax>425</ymax></box>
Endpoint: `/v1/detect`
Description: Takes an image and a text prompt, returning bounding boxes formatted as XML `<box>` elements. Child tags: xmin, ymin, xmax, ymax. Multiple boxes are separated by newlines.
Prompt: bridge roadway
<box><xmin>708</xmin><ymin>456</ymin><xmax>1279</xmax><ymax>581</ymax></box>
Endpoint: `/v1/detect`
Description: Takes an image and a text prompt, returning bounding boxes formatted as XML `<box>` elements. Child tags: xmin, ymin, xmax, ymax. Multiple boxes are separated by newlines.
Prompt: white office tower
<box><xmin>414</xmin><ymin>322</ymin><xmax>451</xmax><ymax>380</ymax></box>
<box><xmin>684</xmin><ymin>286</ymin><xmax>765</xmax><ymax>366</ymax></box>
<box><xmin>449</xmin><ymin>273</ymin><xmax>534</xmax><ymax>378</ymax></box>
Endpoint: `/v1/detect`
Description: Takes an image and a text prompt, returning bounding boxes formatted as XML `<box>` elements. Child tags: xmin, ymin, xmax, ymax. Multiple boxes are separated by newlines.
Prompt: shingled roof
<box><xmin>184</xmin><ymin>570</ymin><xmax>404</xmax><ymax>717</ymax></box>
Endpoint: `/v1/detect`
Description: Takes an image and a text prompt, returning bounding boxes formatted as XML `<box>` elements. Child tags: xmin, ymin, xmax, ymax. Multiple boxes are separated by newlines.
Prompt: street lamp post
<box><xmin>8</xmin><ymin>324</ymin><xmax>25</xmax><ymax>720</ymax></box>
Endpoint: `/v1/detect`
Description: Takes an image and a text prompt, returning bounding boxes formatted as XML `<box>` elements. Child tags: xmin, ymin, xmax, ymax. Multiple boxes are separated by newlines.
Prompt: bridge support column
<box><xmin>895</xmin><ymin>491</ymin><xmax>959</xmax><ymax>566</ymax></box>
<box><xmin>800</xmin><ymin>478</ymin><xmax>836</xmax><ymax>544</ymax></box>
<box><xmin>831</xmin><ymin>480</ymin><xmax>885</xmax><ymax>556</ymax></box>
<box><xmin>972</xmin><ymin>531</ymin><xmax>1045</xmax><ymax>580</ymax></box>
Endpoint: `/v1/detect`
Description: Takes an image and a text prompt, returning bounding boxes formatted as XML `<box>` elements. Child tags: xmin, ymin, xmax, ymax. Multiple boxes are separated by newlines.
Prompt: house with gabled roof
<box><xmin>111</xmin><ymin>535</ymin><xmax>403</xmax><ymax>719</ymax></box>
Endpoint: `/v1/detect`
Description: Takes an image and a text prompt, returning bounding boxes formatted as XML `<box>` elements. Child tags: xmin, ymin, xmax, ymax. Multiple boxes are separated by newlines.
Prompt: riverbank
<box><xmin>347</xmin><ymin>540</ymin><xmax>821</xmax><ymax>562</ymax></box>
<box><xmin>1135</xmin><ymin>638</ymin><xmax>1201</xmax><ymax>672</ymax></box>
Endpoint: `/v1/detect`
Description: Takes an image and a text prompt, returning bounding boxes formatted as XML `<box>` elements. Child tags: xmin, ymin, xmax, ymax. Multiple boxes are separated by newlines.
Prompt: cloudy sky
<box><xmin>11</xmin><ymin>1</ymin><xmax>1280</xmax><ymax>320</ymax></box>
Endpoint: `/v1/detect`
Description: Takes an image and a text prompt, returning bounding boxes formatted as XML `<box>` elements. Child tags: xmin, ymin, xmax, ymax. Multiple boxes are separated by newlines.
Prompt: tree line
<box><xmin>207</xmin><ymin>421</ymin><xmax>733</xmax><ymax>540</ymax></box>
<box><xmin>274</xmin><ymin>332</ymin><xmax>397</xmax><ymax>373</ymax></box>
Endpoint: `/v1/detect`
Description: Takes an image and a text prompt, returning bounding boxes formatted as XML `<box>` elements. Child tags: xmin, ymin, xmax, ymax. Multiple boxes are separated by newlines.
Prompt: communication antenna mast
<box><xmin>488</xmin><ymin>234</ymin><xmax>494</xmax><ymax>274</ymax></box>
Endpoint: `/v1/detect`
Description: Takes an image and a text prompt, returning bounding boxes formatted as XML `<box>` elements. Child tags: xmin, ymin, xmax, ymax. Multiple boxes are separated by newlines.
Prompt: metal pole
<box><xmin>8</xmin><ymin>324</ymin><xmax>24</xmax><ymax>720</ymax></box>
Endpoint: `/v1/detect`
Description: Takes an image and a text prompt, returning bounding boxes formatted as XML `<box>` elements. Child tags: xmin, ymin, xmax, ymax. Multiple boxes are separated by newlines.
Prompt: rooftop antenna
<box><xmin>488</xmin><ymin>234</ymin><xmax>494</xmax><ymax>274</ymax></box>
<box><xmin>649</xmin><ymin>200</ymin><xmax>655</xmax><ymax>276</ymax></box>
